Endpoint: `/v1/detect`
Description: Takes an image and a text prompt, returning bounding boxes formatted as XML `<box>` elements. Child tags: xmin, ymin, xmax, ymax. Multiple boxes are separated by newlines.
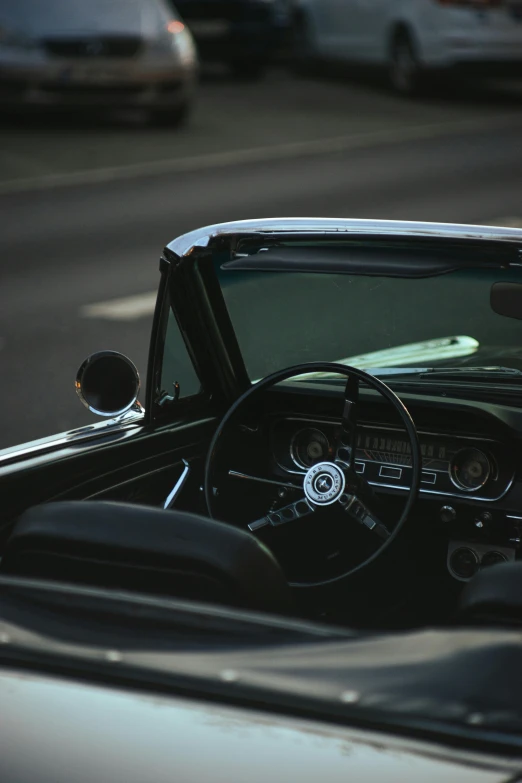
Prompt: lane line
<box><xmin>0</xmin><ymin>114</ymin><xmax>521</xmax><ymax>196</ymax></box>
<box><xmin>80</xmin><ymin>291</ymin><xmax>156</xmax><ymax>321</ymax></box>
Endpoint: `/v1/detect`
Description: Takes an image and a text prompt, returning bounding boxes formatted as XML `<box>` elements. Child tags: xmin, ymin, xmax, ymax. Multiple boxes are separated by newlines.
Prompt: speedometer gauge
<box><xmin>291</xmin><ymin>428</ymin><xmax>330</xmax><ymax>470</ymax></box>
<box><xmin>449</xmin><ymin>448</ymin><xmax>491</xmax><ymax>492</ymax></box>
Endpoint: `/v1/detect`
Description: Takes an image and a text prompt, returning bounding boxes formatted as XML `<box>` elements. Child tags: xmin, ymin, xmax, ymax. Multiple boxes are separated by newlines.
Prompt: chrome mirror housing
<box><xmin>75</xmin><ymin>351</ymin><xmax>140</xmax><ymax>418</ymax></box>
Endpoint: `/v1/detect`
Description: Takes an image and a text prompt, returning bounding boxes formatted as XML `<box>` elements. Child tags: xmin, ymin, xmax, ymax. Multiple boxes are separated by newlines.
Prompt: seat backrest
<box><xmin>458</xmin><ymin>560</ymin><xmax>522</xmax><ymax>626</ymax></box>
<box><xmin>1</xmin><ymin>501</ymin><xmax>293</xmax><ymax>615</ymax></box>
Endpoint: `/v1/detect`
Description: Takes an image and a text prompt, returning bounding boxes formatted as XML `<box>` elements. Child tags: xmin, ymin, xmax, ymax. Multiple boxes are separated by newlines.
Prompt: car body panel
<box><xmin>171</xmin><ymin>0</ymin><xmax>291</xmax><ymax>64</ymax></box>
<box><xmin>296</xmin><ymin>0</ymin><xmax>522</xmax><ymax>71</ymax></box>
<box><xmin>0</xmin><ymin>668</ymin><xmax>515</xmax><ymax>783</ymax></box>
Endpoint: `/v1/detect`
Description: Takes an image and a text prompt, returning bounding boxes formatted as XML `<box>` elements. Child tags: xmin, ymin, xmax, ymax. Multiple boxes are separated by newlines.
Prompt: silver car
<box><xmin>0</xmin><ymin>0</ymin><xmax>198</xmax><ymax>124</ymax></box>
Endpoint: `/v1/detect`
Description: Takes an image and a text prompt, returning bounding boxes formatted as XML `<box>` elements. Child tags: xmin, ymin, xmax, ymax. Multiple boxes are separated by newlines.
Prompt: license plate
<box><xmin>59</xmin><ymin>66</ymin><xmax>124</xmax><ymax>84</ymax></box>
<box><xmin>188</xmin><ymin>19</ymin><xmax>230</xmax><ymax>38</ymax></box>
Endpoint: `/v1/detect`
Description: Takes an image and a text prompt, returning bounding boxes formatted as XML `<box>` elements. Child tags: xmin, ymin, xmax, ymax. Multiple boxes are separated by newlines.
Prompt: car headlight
<box><xmin>0</xmin><ymin>24</ymin><xmax>37</xmax><ymax>50</ymax></box>
<box><xmin>166</xmin><ymin>21</ymin><xmax>198</xmax><ymax>66</ymax></box>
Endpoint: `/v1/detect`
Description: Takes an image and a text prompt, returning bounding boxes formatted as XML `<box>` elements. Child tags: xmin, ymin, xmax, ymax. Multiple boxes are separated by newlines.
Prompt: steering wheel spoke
<box><xmin>205</xmin><ymin>361</ymin><xmax>421</xmax><ymax>585</ymax></box>
<box><xmin>335</xmin><ymin>374</ymin><xmax>359</xmax><ymax>468</ymax></box>
<box><xmin>340</xmin><ymin>494</ymin><xmax>391</xmax><ymax>541</ymax></box>
<box><xmin>248</xmin><ymin>498</ymin><xmax>314</xmax><ymax>533</ymax></box>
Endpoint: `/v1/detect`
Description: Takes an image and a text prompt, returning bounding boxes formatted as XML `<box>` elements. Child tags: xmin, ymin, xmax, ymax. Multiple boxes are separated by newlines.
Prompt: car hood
<box><xmin>2</xmin><ymin>0</ymin><xmax>159</xmax><ymax>38</ymax></box>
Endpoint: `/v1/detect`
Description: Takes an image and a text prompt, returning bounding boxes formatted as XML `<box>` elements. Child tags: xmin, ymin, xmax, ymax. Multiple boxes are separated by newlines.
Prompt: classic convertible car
<box><xmin>3</xmin><ymin>218</ymin><xmax>522</xmax><ymax>781</ymax></box>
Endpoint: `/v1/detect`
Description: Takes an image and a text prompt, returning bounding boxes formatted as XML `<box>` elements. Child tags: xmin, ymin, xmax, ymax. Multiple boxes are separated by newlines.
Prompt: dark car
<box><xmin>4</xmin><ymin>218</ymin><xmax>522</xmax><ymax>780</ymax></box>
<box><xmin>170</xmin><ymin>0</ymin><xmax>293</xmax><ymax>78</ymax></box>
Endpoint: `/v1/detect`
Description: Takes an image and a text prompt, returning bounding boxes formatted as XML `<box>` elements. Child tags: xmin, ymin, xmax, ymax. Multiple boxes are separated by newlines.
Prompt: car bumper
<box><xmin>0</xmin><ymin>64</ymin><xmax>197</xmax><ymax>108</ymax></box>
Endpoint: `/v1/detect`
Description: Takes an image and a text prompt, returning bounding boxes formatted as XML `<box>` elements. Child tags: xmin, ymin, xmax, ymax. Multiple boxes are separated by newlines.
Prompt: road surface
<box><xmin>0</xmin><ymin>71</ymin><xmax>521</xmax><ymax>449</ymax></box>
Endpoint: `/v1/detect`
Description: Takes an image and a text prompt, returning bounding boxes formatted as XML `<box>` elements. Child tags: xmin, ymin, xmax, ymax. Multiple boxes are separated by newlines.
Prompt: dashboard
<box><xmin>270</xmin><ymin>417</ymin><xmax>515</xmax><ymax>502</ymax></box>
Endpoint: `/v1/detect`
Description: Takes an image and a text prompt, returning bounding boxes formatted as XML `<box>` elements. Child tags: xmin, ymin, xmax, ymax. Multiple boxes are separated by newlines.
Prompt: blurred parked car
<box><xmin>0</xmin><ymin>0</ymin><xmax>198</xmax><ymax>125</ymax></box>
<box><xmin>171</xmin><ymin>0</ymin><xmax>293</xmax><ymax>79</ymax></box>
<box><xmin>292</xmin><ymin>0</ymin><xmax>522</xmax><ymax>95</ymax></box>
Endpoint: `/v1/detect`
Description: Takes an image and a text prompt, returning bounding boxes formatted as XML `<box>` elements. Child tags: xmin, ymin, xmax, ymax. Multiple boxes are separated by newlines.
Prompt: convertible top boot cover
<box><xmin>1</xmin><ymin>501</ymin><xmax>293</xmax><ymax>615</ymax></box>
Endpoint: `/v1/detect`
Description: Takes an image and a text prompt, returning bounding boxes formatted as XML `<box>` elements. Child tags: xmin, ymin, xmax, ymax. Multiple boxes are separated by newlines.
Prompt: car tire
<box><xmin>229</xmin><ymin>59</ymin><xmax>266</xmax><ymax>80</ymax></box>
<box><xmin>151</xmin><ymin>102</ymin><xmax>191</xmax><ymax>128</ymax></box>
<box><xmin>389</xmin><ymin>31</ymin><xmax>424</xmax><ymax>97</ymax></box>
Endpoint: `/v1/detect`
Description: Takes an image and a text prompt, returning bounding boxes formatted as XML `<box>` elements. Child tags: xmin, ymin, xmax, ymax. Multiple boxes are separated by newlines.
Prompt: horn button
<box><xmin>304</xmin><ymin>462</ymin><xmax>346</xmax><ymax>506</ymax></box>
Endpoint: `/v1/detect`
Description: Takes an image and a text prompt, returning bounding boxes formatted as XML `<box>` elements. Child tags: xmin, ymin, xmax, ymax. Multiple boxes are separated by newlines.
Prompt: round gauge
<box><xmin>481</xmin><ymin>551</ymin><xmax>508</xmax><ymax>569</ymax></box>
<box><xmin>449</xmin><ymin>448</ymin><xmax>491</xmax><ymax>492</ymax></box>
<box><xmin>291</xmin><ymin>428</ymin><xmax>330</xmax><ymax>470</ymax></box>
<box><xmin>449</xmin><ymin>547</ymin><xmax>479</xmax><ymax>580</ymax></box>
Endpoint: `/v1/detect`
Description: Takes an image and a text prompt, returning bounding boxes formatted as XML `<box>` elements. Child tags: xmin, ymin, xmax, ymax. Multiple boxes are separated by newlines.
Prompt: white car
<box><xmin>0</xmin><ymin>0</ymin><xmax>198</xmax><ymax>124</ymax></box>
<box><xmin>293</xmin><ymin>0</ymin><xmax>522</xmax><ymax>94</ymax></box>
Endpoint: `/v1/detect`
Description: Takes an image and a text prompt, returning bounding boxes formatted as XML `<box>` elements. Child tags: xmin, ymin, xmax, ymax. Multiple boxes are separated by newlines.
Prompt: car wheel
<box><xmin>389</xmin><ymin>31</ymin><xmax>423</xmax><ymax>97</ymax></box>
<box><xmin>229</xmin><ymin>59</ymin><xmax>266</xmax><ymax>80</ymax></box>
<box><xmin>151</xmin><ymin>102</ymin><xmax>191</xmax><ymax>128</ymax></box>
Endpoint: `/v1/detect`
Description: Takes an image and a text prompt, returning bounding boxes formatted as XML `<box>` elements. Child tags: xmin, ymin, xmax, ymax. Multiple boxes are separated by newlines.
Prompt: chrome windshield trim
<box><xmin>166</xmin><ymin>218</ymin><xmax>522</xmax><ymax>259</ymax></box>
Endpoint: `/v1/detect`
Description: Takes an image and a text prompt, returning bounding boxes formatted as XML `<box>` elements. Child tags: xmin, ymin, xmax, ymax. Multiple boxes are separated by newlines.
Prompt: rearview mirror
<box><xmin>75</xmin><ymin>351</ymin><xmax>140</xmax><ymax>417</ymax></box>
<box><xmin>491</xmin><ymin>282</ymin><xmax>522</xmax><ymax>321</ymax></box>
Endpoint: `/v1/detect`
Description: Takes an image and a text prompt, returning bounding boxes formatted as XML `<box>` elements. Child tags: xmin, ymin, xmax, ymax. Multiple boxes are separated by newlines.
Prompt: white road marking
<box><xmin>482</xmin><ymin>217</ymin><xmax>522</xmax><ymax>228</ymax></box>
<box><xmin>0</xmin><ymin>115</ymin><xmax>520</xmax><ymax>196</ymax></box>
<box><xmin>80</xmin><ymin>291</ymin><xmax>156</xmax><ymax>321</ymax></box>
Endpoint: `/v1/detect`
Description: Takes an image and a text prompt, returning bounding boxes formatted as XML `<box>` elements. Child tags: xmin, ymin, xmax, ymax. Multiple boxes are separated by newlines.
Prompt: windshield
<box><xmin>217</xmin><ymin>264</ymin><xmax>522</xmax><ymax>381</ymax></box>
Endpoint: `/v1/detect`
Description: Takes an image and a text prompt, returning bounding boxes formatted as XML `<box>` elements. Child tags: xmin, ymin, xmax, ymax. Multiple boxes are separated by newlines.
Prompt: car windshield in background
<box><xmin>215</xmin><ymin>264</ymin><xmax>522</xmax><ymax>382</ymax></box>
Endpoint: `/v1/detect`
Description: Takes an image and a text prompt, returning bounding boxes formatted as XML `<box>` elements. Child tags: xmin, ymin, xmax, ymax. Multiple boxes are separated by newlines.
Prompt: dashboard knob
<box><xmin>474</xmin><ymin>511</ymin><xmax>493</xmax><ymax>530</ymax></box>
<box><xmin>440</xmin><ymin>505</ymin><xmax>457</xmax><ymax>523</ymax></box>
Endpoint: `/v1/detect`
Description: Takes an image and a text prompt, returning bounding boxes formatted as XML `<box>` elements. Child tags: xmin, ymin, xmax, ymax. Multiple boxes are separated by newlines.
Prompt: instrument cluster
<box><xmin>271</xmin><ymin>418</ymin><xmax>514</xmax><ymax>501</ymax></box>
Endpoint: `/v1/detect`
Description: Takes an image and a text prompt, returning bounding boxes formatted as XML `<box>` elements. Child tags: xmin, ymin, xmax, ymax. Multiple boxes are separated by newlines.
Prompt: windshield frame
<box><xmin>155</xmin><ymin>219</ymin><xmax>522</xmax><ymax>422</ymax></box>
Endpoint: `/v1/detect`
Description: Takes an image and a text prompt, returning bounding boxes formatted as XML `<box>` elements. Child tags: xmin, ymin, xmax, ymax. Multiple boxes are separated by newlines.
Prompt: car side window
<box><xmin>161</xmin><ymin>308</ymin><xmax>201</xmax><ymax>399</ymax></box>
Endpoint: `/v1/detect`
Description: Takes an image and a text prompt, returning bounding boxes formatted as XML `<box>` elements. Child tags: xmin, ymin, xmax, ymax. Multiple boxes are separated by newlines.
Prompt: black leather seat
<box><xmin>1</xmin><ymin>501</ymin><xmax>293</xmax><ymax>615</ymax></box>
<box><xmin>458</xmin><ymin>560</ymin><xmax>522</xmax><ymax>626</ymax></box>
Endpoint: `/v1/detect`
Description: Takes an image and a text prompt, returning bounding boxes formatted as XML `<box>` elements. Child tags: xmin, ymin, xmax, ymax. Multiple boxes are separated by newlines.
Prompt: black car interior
<box><xmin>3</xmin><ymin>229</ymin><xmax>522</xmax><ymax>634</ymax></box>
<box><xmin>2</xmin><ymin>367</ymin><xmax>522</xmax><ymax>633</ymax></box>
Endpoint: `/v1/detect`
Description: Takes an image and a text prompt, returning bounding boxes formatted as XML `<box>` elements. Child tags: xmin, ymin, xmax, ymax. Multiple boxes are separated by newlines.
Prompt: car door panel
<box><xmin>0</xmin><ymin>415</ymin><xmax>216</xmax><ymax>538</ymax></box>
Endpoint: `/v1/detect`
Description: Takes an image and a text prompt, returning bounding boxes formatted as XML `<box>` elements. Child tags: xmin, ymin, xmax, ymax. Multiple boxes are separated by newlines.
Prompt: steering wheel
<box><xmin>204</xmin><ymin>363</ymin><xmax>421</xmax><ymax>585</ymax></box>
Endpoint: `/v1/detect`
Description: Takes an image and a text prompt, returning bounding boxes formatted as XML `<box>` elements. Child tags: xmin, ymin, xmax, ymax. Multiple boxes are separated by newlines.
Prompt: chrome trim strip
<box><xmin>228</xmin><ymin>470</ymin><xmax>300</xmax><ymax>490</ymax></box>
<box><xmin>166</xmin><ymin>218</ymin><xmax>522</xmax><ymax>259</ymax></box>
<box><xmin>367</xmin><ymin>477</ymin><xmax>515</xmax><ymax>503</ymax></box>
<box><xmin>379</xmin><ymin>465</ymin><xmax>402</xmax><ymax>480</ymax></box>
<box><xmin>164</xmin><ymin>459</ymin><xmax>190</xmax><ymax>510</ymax></box>
<box><xmin>0</xmin><ymin>410</ymin><xmax>145</xmax><ymax>465</ymax></box>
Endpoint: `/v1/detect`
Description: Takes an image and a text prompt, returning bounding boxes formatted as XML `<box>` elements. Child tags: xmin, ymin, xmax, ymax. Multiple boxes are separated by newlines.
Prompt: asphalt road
<box><xmin>1</xmin><ymin>71</ymin><xmax>522</xmax><ymax>450</ymax></box>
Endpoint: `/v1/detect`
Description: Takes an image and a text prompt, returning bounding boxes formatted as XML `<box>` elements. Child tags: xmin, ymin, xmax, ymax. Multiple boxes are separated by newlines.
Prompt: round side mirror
<box><xmin>75</xmin><ymin>351</ymin><xmax>140</xmax><ymax>417</ymax></box>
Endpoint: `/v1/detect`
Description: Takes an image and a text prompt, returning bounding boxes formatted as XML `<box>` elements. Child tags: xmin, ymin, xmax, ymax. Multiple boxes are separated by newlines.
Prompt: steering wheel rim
<box><xmin>205</xmin><ymin>362</ymin><xmax>421</xmax><ymax>586</ymax></box>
